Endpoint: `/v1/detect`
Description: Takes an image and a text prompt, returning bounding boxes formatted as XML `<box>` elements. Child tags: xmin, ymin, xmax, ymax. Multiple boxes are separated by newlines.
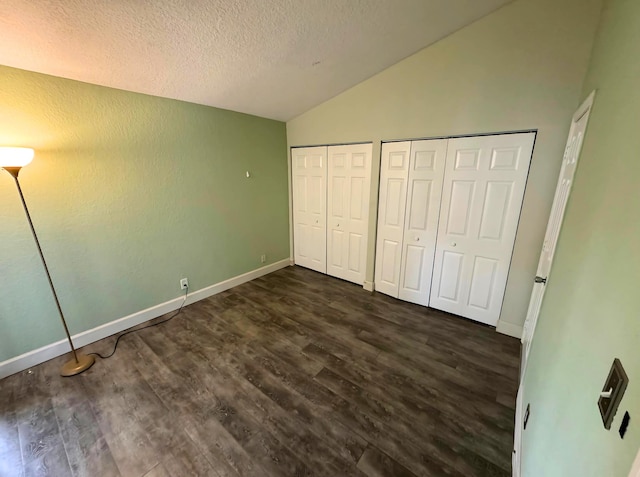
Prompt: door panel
<box><xmin>350</xmin><ymin>177</ymin><xmax>365</xmax><ymax>219</ymax></box>
<box><xmin>479</xmin><ymin>182</ymin><xmax>512</xmax><ymax>239</ymax></box>
<box><xmin>330</xmin><ymin>229</ymin><xmax>344</xmax><ymax>267</ymax></box>
<box><xmin>468</xmin><ymin>256</ymin><xmax>498</xmax><ymax>310</ymax></box>
<box><xmin>380</xmin><ymin>239</ymin><xmax>400</xmax><ymax>284</ymax></box>
<box><xmin>447</xmin><ymin>180</ymin><xmax>475</xmax><ymax>235</ymax></box>
<box><xmin>331</xmin><ymin>178</ymin><xmax>345</xmax><ymax>217</ymax></box>
<box><xmin>327</xmin><ymin>143</ymin><xmax>372</xmax><ymax>285</ymax></box>
<box><xmin>438</xmin><ymin>251</ymin><xmax>464</xmax><ymax>301</ymax></box>
<box><xmin>292</xmin><ymin>146</ymin><xmax>327</xmax><ymax>273</ymax></box>
<box><xmin>398</xmin><ymin>139</ymin><xmax>448</xmax><ymax>306</ymax></box>
<box><xmin>374</xmin><ymin>142</ymin><xmax>411</xmax><ymax>297</ymax></box>
<box><xmin>386</xmin><ymin>179</ymin><xmax>405</xmax><ymax>225</ymax></box>
<box><xmin>407</xmin><ymin>180</ymin><xmax>431</xmax><ymax>230</ymax></box>
<box><xmin>348</xmin><ymin>233</ymin><xmax>362</xmax><ymax>272</ymax></box>
<box><xmin>402</xmin><ymin>245</ymin><xmax>424</xmax><ymax>290</ymax></box>
<box><xmin>430</xmin><ymin>133</ymin><xmax>535</xmax><ymax>325</ymax></box>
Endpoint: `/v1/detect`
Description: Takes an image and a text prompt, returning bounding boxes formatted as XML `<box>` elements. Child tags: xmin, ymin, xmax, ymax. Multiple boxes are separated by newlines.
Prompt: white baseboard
<box><xmin>0</xmin><ymin>259</ymin><xmax>290</xmax><ymax>380</ymax></box>
<box><xmin>496</xmin><ymin>320</ymin><xmax>523</xmax><ymax>339</ymax></box>
<box><xmin>363</xmin><ymin>281</ymin><xmax>374</xmax><ymax>292</ymax></box>
<box><xmin>186</xmin><ymin>259</ymin><xmax>289</xmax><ymax>305</ymax></box>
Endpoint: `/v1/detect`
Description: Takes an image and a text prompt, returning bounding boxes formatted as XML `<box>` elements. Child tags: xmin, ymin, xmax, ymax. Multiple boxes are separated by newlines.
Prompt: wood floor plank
<box><xmin>80</xmin><ymin>353</ymin><xmax>160</xmax><ymax>477</ymax></box>
<box><xmin>142</xmin><ymin>462</ymin><xmax>171</xmax><ymax>477</ymax></box>
<box><xmin>0</xmin><ymin>265</ymin><xmax>520</xmax><ymax>477</ymax></box>
<box><xmin>125</xmin><ymin>340</ymin><xmax>252</xmax><ymax>477</ymax></box>
<box><xmin>14</xmin><ymin>366</ymin><xmax>73</xmax><ymax>477</ymax></box>
<box><xmin>199</xmin><ymin>345</ymin><xmax>368</xmax><ymax>475</ymax></box>
<box><xmin>0</xmin><ymin>373</ymin><xmax>24</xmax><ymax>477</ymax></box>
<box><xmin>161</xmin><ymin>310</ymin><xmax>364</xmax><ymax>475</ymax></box>
<box><xmin>224</xmin><ymin>341</ymin><xmax>462</xmax><ymax>476</ymax></box>
<box><xmin>160</xmin><ymin>442</ymin><xmax>222</xmax><ymax>477</ymax></box>
<box><xmin>45</xmin><ymin>356</ymin><xmax>121</xmax><ymax>477</ymax></box>
<box><xmin>357</xmin><ymin>446</ymin><xmax>418</xmax><ymax>477</ymax></box>
<box><xmin>303</xmin><ymin>340</ymin><xmax>514</xmax><ymax>471</ymax></box>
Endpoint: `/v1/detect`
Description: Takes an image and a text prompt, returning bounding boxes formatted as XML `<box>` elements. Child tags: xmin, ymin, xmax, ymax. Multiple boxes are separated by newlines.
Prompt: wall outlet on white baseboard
<box><xmin>261</xmin><ymin>254</ymin><xmax>267</xmax><ymax>263</ymax></box>
<box><xmin>180</xmin><ymin>278</ymin><xmax>189</xmax><ymax>290</ymax></box>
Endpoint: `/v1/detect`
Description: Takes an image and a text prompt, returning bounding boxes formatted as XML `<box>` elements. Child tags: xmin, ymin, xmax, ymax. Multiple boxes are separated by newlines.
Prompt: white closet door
<box><xmin>327</xmin><ymin>143</ymin><xmax>373</xmax><ymax>285</ymax></box>
<box><xmin>430</xmin><ymin>133</ymin><xmax>535</xmax><ymax>326</ymax></box>
<box><xmin>374</xmin><ymin>142</ymin><xmax>411</xmax><ymax>297</ymax></box>
<box><xmin>398</xmin><ymin>139</ymin><xmax>448</xmax><ymax>306</ymax></box>
<box><xmin>291</xmin><ymin>146</ymin><xmax>327</xmax><ymax>273</ymax></box>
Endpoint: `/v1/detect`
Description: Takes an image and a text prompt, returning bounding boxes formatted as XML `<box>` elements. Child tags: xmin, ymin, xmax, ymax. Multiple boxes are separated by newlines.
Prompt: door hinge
<box><xmin>534</xmin><ymin>276</ymin><xmax>547</xmax><ymax>284</ymax></box>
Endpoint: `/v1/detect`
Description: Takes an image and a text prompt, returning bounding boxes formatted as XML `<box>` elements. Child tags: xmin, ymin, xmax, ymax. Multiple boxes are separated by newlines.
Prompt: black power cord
<box><xmin>89</xmin><ymin>286</ymin><xmax>189</xmax><ymax>360</ymax></box>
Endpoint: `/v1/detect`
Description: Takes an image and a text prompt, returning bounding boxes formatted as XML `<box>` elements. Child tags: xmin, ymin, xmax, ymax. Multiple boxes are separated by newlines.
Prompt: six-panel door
<box><xmin>291</xmin><ymin>146</ymin><xmax>327</xmax><ymax>273</ymax></box>
<box><xmin>429</xmin><ymin>133</ymin><xmax>535</xmax><ymax>326</ymax></box>
<box><xmin>522</xmin><ymin>93</ymin><xmax>594</xmax><ymax>368</ymax></box>
<box><xmin>327</xmin><ymin>144</ymin><xmax>373</xmax><ymax>285</ymax></box>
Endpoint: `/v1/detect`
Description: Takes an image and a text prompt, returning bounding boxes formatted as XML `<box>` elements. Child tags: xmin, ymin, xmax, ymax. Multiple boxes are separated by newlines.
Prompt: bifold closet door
<box><xmin>398</xmin><ymin>139</ymin><xmax>448</xmax><ymax>305</ymax></box>
<box><xmin>430</xmin><ymin>133</ymin><xmax>535</xmax><ymax>326</ymax></box>
<box><xmin>374</xmin><ymin>140</ymin><xmax>447</xmax><ymax>305</ymax></box>
<box><xmin>374</xmin><ymin>142</ymin><xmax>411</xmax><ymax>297</ymax></box>
<box><xmin>291</xmin><ymin>146</ymin><xmax>327</xmax><ymax>273</ymax></box>
<box><xmin>327</xmin><ymin>143</ymin><xmax>373</xmax><ymax>285</ymax></box>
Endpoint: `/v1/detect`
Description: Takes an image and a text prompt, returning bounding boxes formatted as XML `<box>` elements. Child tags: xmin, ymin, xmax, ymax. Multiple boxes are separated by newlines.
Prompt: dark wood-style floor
<box><xmin>0</xmin><ymin>266</ymin><xmax>520</xmax><ymax>477</ymax></box>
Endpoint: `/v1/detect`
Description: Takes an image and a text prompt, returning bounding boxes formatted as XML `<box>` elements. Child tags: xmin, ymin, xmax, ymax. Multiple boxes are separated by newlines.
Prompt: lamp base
<box><xmin>61</xmin><ymin>354</ymin><xmax>95</xmax><ymax>377</ymax></box>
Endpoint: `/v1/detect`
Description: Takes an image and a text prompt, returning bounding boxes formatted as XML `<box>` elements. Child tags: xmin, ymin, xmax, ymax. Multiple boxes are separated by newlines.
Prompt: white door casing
<box><xmin>629</xmin><ymin>447</ymin><xmax>640</xmax><ymax>477</ymax></box>
<box><xmin>512</xmin><ymin>385</ymin><xmax>524</xmax><ymax>477</ymax></box>
<box><xmin>521</xmin><ymin>91</ymin><xmax>595</xmax><ymax>372</ymax></box>
<box><xmin>374</xmin><ymin>142</ymin><xmax>411</xmax><ymax>297</ymax></box>
<box><xmin>327</xmin><ymin>143</ymin><xmax>373</xmax><ymax>285</ymax></box>
<box><xmin>398</xmin><ymin>139</ymin><xmax>448</xmax><ymax>305</ymax></box>
<box><xmin>430</xmin><ymin>132</ymin><xmax>536</xmax><ymax>326</ymax></box>
<box><xmin>291</xmin><ymin>146</ymin><xmax>327</xmax><ymax>273</ymax></box>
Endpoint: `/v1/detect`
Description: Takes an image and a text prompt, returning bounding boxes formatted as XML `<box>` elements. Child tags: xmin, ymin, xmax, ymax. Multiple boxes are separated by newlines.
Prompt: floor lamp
<box><xmin>1</xmin><ymin>147</ymin><xmax>95</xmax><ymax>377</ymax></box>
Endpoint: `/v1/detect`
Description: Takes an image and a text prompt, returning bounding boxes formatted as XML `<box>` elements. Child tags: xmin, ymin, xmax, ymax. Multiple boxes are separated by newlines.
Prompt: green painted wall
<box><xmin>522</xmin><ymin>0</ymin><xmax>640</xmax><ymax>474</ymax></box>
<box><xmin>286</xmin><ymin>0</ymin><xmax>603</xmax><ymax>336</ymax></box>
<box><xmin>0</xmin><ymin>65</ymin><xmax>289</xmax><ymax>362</ymax></box>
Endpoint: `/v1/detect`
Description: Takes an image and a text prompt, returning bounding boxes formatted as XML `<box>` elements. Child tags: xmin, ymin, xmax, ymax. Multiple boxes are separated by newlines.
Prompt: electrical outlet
<box><xmin>180</xmin><ymin>278</ymin><xmax>189</xmax><ymax>290</ymax></box>
<box><xmin>261</xmin><ymin>254</ymin><xmax>266</xmax><ymax>263</ymax></box>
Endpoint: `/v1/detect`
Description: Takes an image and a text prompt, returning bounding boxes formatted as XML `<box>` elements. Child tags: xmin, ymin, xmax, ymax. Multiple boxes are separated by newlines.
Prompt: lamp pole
<box><xmin>2</xmin><ymin>161</ymin><xmax>95</xmax><ymax>376</ymax></box>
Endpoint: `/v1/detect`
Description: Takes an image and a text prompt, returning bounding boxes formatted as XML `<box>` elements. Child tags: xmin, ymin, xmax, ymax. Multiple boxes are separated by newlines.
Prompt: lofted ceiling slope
<box><xmin>0</xmin><ymin>0</ymin><xmax>513</xmax><ymax>121</ymax></box>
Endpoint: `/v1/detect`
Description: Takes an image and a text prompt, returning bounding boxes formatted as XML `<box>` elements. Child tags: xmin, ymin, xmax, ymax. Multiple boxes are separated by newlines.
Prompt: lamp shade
<box><xmin>0</xmin><ymin>147</ymin><xmax>34</xmax><ymax>168</ymax></box>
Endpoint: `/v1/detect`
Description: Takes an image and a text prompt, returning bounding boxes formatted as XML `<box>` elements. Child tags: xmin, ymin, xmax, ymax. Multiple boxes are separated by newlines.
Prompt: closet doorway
<box><xmin>375</xmin><ymin>132</ymin><xmax>536</xmax><ymax>326</ymax></box>
<box><xmin>292</xmin><ymin>143</ymin><xmax>373</xmax><ymax>286</ymax></box>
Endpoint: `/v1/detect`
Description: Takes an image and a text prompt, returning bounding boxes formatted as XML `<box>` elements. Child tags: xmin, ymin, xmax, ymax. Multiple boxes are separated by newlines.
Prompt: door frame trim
<box><xmin>521</xmin><ymin>89</ymin><xmax>596</xmax><ymax>368</ymax></box>
<box><xmin>381</xmin><ymin>129</ymin><xmax>538</xmax><ymax>145</ymax></box>
<box><xmin>629</xmin><ymin>447</ymin><xmax>640</xmax><ymax>477</ymax></box>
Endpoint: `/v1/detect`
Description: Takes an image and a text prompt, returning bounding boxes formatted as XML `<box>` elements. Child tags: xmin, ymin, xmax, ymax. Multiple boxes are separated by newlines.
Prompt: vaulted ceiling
<box><xmin>0</xmin><ymin>0</ymin><xmax>513</xmax><ymax>121</ymax></box>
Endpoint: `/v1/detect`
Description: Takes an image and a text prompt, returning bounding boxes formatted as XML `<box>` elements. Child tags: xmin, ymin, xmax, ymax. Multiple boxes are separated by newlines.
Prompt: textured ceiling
<box><xmin>0</xmin><ymin>0</ymin><xmax>512</xmax><ymax>121</ymax></box>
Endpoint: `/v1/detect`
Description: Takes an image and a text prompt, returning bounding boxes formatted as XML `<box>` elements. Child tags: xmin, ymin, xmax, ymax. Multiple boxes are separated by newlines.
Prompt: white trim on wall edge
<box><xmin>496</xmin><ymin>320</ymin><xmax>523</xmax><ymax>339</ymax></box>
<box><xmin>629</xmin><ymin>446</ymin><xmax>640</xmax><ymax>477</ymax></box>
<box><xmin>363</xmin><ymin>281</ymin><xmax>374</xmax><ymax>292</ymax></box>
<box><xmin>512</xmin><ymin>384</ymin><xmax>524</xmax><ymax>477</ymax></box>
<box><xmin>0</xmin><ymin>259</ymin><xmax>290</xmax><ymax>380</ymax></box>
